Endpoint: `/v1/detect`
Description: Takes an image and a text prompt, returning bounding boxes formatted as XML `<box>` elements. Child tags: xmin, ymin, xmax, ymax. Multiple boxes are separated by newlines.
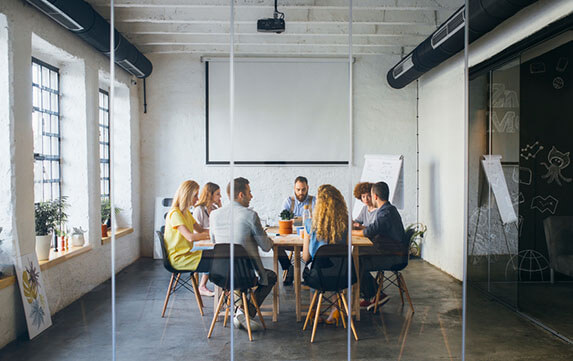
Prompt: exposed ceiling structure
<box><xmin>86</xmin><ymin>0</ymin><xmax>463</xmax><ymax>56</ymax></box>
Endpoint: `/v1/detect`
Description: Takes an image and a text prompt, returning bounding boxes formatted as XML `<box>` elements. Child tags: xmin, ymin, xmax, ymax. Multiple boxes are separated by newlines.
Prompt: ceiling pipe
<box><xmin>387</xmin><ymin>0</ymin><xmax>537</xmax><ymax>89</ymax></box>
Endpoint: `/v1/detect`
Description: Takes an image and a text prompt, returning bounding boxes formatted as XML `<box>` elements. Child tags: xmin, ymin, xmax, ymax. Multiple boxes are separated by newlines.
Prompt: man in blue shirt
<box><xmin>352</xmin><ymin>181</ymin><xmax>405</xmax><ymax>310</ymax></box>
<box><xmin>282</xmin><ymin>176</ymin><xmax>317</xmax><ymax>217</ymax></box>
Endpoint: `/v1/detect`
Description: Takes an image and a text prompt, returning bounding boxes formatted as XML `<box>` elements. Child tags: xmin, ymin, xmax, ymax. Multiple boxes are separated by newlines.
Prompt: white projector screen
<box><xmin>206</xmin><ymin>58</ymin><xmax>350</xmax><ymax>164</ymax></box>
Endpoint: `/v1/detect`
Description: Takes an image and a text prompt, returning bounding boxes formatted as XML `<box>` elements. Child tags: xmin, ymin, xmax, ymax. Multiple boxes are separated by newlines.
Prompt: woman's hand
<box><xmin>302</xmin><ymin>231</ymin><xmax>311</xmax><ymax>263</ymax></box>
<box><xmin>177</xmin><ymin>225</ymin><xmax>210</xmax><ymax>243</ymax></box>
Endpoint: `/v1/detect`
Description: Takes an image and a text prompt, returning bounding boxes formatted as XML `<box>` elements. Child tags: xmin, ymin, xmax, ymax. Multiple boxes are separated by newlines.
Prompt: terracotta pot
<box><xmin>278</xmin><ymin>220</ymin><xmax>293</xmax><ymax>234</ymax></box>
<box><xmin>101</xmin><ymin>224</ymin><xmax>109</xmax><ymax>237</ymax></box>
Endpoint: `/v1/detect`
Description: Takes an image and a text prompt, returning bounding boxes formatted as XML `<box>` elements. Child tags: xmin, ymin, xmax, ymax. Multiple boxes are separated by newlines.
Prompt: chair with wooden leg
<box><xmin>157</xmin><ymin>231</ymin><xmax>204</xmax><ymax>317</ymax></box>
<box><xmin>302</xmin><ymin>244</ymin><xmax>358</xmax><ymax>343</ymax></box>
<box><xmin>368</xmin><ymin>228</ymin><xmax>415</xmax><ymax>314</ymax></box>
<box><xmin>207</xmin><ymin>244</ymin><xmax>266</xmax><ymax>342</ymax></box>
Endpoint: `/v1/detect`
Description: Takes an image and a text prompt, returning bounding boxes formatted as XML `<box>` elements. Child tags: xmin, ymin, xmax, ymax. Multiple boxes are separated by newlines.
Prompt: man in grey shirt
<box><xmin>210</xmin><ymin>177</ymin><xmax>277</xmax><ymax>328</ymax></box>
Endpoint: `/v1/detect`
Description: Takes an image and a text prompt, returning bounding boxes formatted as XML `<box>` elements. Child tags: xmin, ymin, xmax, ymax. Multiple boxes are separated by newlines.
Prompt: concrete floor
<box><xmin>0</xmin><ymin>258</ymin><xmax>571</xmax><ymax>360</ymax></box>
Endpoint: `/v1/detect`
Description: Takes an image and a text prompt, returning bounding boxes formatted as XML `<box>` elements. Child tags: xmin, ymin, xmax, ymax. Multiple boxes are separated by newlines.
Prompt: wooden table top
<box><xmin>194</xmin><ymin>227</ymin><xmax>373</xmax><ymax>248</ymax></box>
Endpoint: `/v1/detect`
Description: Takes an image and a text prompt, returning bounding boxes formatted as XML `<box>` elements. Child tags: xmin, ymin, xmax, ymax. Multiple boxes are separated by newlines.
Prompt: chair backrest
<box><xmin>208</xmin><ymin>243</ymin><xmax>258</xmax><ymax>291</ymax></box>
<box><xmin>543</xmin><ymin>216</ymin><xmax>573</xmax><ymax>266</ymax></box>
<box><xmin>156</xmin><ymin>230</ymin><xmax>179</xmax><ymax>274</ymax></box>
<box><xmin>309</xmin><ymin>244</ymin><xmax>356</xmax><ymax>292</ymax></box>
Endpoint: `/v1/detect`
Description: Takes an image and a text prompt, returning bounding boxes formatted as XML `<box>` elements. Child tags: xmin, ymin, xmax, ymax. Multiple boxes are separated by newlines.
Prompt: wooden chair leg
<box><xmin>303</xmin><ymin>291</ymin><xmax>318</xmax><ymax>331</ymax></box>
<box><xmin>161</xmin><ymin>274</ymin><xmax>176</xmax><ymax>317</ymax></box>
<box><xmin>208</xmin><ymin>292</ymin><xmax>226</xmax><ymax>338</ymax></box>
<box><xmin>374</xmin><ymin>271</ymin><xmax>384</xmax><ymax>314</ymax></box>
<box><xmin>189</xmin><ymin>272</ymin><xmax>204</xmax><ymax>316</ymax></box>
<box><xmin>250</xmin><ymin>289</ymin><xmax>266</xmax><ymax>330</ymax></box>
<box><xmin>311</xmin><ymin>293</ymin><xmax>323</xmax><ymax>343</ymax></box>
<box><xmin>336</xmin><ymin>293</ymin><xmax>347</xmax><ymax>329</ymax></box>
<box><xmin>193</xmin><ymin>273</ymin><xmax>204</xmax><ymax>308</ymax></box>
<box><xmin>398</xmin><ymin>273</ymin><xmax>414</xmax><ymax>314</ymax></box>
<box><xmin>340</xmin><ymin>292</ymin><xmax>359</xmax><ymax>341</ymax></box>
<box><xmin>242</xmin><ymin>292</ymin><xmax>253</xmax><ymax>341</ymax></box>
<box><xmin>396</xmin><ymin>272</ymin><xmax>405</xmax><ymax>305</ymax></box>
<box><xmin>223</xmin><ymin>294</ymin><xmax>230</xmax><ymax>327</ymax></box>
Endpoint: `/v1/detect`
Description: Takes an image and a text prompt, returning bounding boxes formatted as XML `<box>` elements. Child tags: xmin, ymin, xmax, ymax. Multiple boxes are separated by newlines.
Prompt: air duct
<box><xmin>387</xmin><ymin>0</ymin><xmax>537</xmax><ymax>89</ymax></box>
<box><xmin>26</xmin><ymin>0</ymin><xmax>152</xmax><ymax>78</ymax></box>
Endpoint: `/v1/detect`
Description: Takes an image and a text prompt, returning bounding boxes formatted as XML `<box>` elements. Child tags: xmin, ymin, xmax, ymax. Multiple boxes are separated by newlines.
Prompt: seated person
<box><xmin>164</xmin><ymin>180</ymin><xmax>213</xmax><ymax>282</ymax></box>
<box><xmin>282</xmin><ymin>176</ymin><xmax>317</xmax><ymax>220</ymax></box>
<box><xmin>279</xmin><ymin>176</ymin><xmax>317</xmax><ymax>284</ymax></box>
<box><xmin>352</xmin><ymin>182</ymin><xmax>377</xmax><ymax>228</ymax></box>
<box><xmin>302</xmin><ymin>184</ymin><xmax>348</xmax><ymax>324</ymax></box>
<box><xmin>210</xmin><ymin>177</ymin><xmax>277</xmax><ymax>332</ymax></box>
<box><xmin>352</xmin><ymin>181</ymin><xmax>405</xmax><ymax>310</ymax></box>
<box><xmin>191</xmin><ymin>182</ymin><xmax>223</xmax><ymax>297</ymax></box>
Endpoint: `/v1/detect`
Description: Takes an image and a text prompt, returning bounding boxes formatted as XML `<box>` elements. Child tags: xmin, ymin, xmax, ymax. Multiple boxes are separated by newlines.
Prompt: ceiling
<box><xmin>86</xmin><ymin>0</ymin><xmax>463</xmax><ymax>56</ymax></box>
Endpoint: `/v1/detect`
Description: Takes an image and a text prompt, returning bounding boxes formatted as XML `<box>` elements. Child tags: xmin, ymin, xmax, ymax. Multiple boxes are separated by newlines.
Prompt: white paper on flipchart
<box><xmin>481</xmin><ymin>155</ymin><xmax>518</xmax><ymax>225</ymax></box>
<box><xmin>352</xmin><ymin>154</ymin><xmax>404</xmax><ymax>219</ymax></box>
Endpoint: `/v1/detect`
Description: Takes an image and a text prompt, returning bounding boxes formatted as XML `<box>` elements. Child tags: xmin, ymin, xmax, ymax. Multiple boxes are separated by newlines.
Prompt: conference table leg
<box><xmin>273</xmin><ymin>245</ymin><xmax>279</xmax><ymax>322</ymax></box>
<box><xmin>294</xmin><ymin>245</ymin><xmax>301</xmax><ymax>322</ymax></box>
<box><xmin>352</xmin><ymin>247</ymin><xmax>361</xmax><ymax>321</ymax></box>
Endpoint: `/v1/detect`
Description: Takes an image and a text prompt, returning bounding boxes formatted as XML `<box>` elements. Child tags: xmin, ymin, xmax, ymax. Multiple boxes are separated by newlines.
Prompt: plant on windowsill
<box><xmin>101</xmin><ymin>199</ymin><xmax>122</xmax><ymax>237</ymax></box>
<box><xmin>278</xmin><ymin>209</ymin><xmax>294</xmax><ymax>234</ymax></box>
<box><xmin>34</xmin><ymin>197</ymin><xmax>68</xmax><ymax>261</ymax></box>
<box><xmin>71</xmin><ymin>227</ymin><xmax>86</xmax><ymax>247</ymax></box>
<box><xmin>406</xmin><ymin>222</ymin><xmax>427</xmax><ymax>258</ymax></box>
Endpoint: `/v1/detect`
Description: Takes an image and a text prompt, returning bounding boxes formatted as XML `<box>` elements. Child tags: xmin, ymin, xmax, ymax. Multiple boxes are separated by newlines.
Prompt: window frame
<box><xmin>32</xmin><ymin>57</ymin><xmax>61</xmax><ymax>203</ymax></box>
<box><xmin>98</xmin><ymin>88</ymin><xmax>110</xmax><ymax>200</ymax></box>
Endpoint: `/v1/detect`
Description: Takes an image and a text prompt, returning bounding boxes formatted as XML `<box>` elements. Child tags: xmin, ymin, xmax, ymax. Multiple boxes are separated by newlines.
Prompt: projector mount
<box><xmin>257</xmin><ymin>0</ymin><xmax>286</xmax><ymax>33</ymax></box>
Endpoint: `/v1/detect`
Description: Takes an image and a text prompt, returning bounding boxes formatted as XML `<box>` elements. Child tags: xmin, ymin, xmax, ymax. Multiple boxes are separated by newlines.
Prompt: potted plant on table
<box><xmin>406</xmin><ymin>222</ymin><xmax>427</xmax><ymax>258</ymax></box>
<box><xmin>34</xmin><ymin>198</ymin><xmax>68</xmax><ymax>260</ymax></box>
<box><xmin>101</xmin><ymin>199</ymin><xmax>122</xmax><ymax>237</ymax></box>
<box><xmin>278</xmin><ymin>209</ymin><xmax>294</xmax><ymax>235</ymax></box>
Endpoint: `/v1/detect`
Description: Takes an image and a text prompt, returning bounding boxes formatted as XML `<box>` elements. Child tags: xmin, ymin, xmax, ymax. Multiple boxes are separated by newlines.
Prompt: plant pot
<box><xmin>101</xmin><ymin>224</ymin><xmax>109</xmax><ymax>237</ymax></box>
<box><xmin>72</xmin><ymin>234</ymin><xmax>85</xmax><ymax>247</ymax></box>
<box><xmin>278</xmin><ymin>220</ymin><xmax>293</xmax><ymax>234</ymax></box>
<box><xmin>35</xmin><ymin>234</ymin><xmax>52</xmax><ymax>261</ymax></box>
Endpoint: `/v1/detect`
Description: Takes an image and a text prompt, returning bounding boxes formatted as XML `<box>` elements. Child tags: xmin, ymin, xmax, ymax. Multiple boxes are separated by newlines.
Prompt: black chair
<box><xmin>368</xmin><ymin>228</ymin><xmax>416</xmax><ymax>314</ymax></box>
<box><xmin>302</xmin><ymin>244</ymin><xmax>358</xmax><ymax>343</ymax></box>
<box><xmin>207</xmin><ymin>243</ymin><xmax>266</xmax><ymax>342</ymax></box>
<box><xmin>156</xmin><ymin>230</ymin><xmax>204</xmax><ymax>317</ymax></box>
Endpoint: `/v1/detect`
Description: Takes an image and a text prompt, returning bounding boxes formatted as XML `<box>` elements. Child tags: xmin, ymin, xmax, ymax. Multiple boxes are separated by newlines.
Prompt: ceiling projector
<box><xmin>257</xmin><ymin>0</ymin><xmax>285</xmax><ymax>34</ymax></box>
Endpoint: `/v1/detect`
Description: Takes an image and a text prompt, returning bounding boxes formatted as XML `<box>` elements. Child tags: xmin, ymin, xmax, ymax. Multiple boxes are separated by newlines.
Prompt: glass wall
<box><xmin>468</xmin><ymin>29</ymin><xmax>573</xmax><ymax>342</ymax></box>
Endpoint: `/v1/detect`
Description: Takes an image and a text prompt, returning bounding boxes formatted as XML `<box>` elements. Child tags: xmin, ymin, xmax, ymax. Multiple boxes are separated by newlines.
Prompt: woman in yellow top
<box><xmin>164</xmin><ymin>180</ymin><xmax>213</xmax><ymax>294</ymax></box>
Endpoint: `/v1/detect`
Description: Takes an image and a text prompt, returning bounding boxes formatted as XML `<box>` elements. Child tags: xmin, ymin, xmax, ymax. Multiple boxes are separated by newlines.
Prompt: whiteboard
<box><xmin>481</xmin><ymin>155</ymin><xmax>518</xmax><ymax>224</ymax></box>
<box><xmin>206</xmin><ymin>58</ymin><xmax>350</xmax><ymax>164</ymax></box>
<box><xmin>352</xmin><ymin>154</ymin><xmax>404</xmax><ymax>219</ymax></box>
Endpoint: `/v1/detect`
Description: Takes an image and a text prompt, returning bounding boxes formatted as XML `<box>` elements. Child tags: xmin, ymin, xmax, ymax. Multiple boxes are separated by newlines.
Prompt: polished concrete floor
<box><xmin>1</xmin><ymin>258</ymin><xmax>571</xmax><ymax>360</ymax></box>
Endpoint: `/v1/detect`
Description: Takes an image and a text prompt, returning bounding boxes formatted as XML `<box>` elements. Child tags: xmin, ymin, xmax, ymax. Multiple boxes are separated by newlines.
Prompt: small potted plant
<box><xmin>279</xmin><ymin>209</ymin><xmax>294</xmax><ymax>234</ymax></box>
<box><xmin>406</xmin><ymin>222</ymin><xmax>427</xmax><ymax>258</ymax></box>
<box><xmin>101</xmin><ymin>199</ymin><xmax>122</xmax><ymax>237</ymax></box>
<box><xmin>71</xmin><ymin>227</ymin><xmax>86</xmax><ymax>247</ymax></box>
<box><xmin>35</xmin><ymin>198</ymin><xmax>68</xmax><ymax>260</ymax></box>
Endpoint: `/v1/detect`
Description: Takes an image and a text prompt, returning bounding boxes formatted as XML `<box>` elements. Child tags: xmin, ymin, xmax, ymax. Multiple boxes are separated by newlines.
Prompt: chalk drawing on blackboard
<box><xmin>520</xmin><ymin>141</ymin><xmax>544</xmax><ymax>160</ymax></box>
<box><xmin>541</xmin><ymin>146</ymin><xmax>572</xmax><ymax>186</ymax></box>
<box><xmin>530</xmin><ymin>62</ymin><xmax>546</xmax><ymax>74</ymax></box>
<box><xmin>556</xmin><ymin>57</ymin><xmax>568</xmax><ymax>72</ymax></box>
<box><xmin>530</xmin><ymin>195</ymin><xmax>558</xmax><ymax>214</ymax></box>
<box><xmin>518</xmin><ymin>216</ymin><xmax>524</xmax><ymax>237</ymax></box>
<box><xmin>552</xmin><ymin>77</ymin><xmax>565</xmax><ymax>89</ymax></box>
<box><xmin>512</xmin><ymin>167</ymin><xmax>532</xmax><ymax>185</ymax></box>
<box><xmin>492</xmin><ymin>83</ymin><xmax>519</xmax><ymax>108</ymax></box>
<box><xmin>518</xmin><ymin>192</ymin><xmax>525</xmax><ymax>204</ymax></box>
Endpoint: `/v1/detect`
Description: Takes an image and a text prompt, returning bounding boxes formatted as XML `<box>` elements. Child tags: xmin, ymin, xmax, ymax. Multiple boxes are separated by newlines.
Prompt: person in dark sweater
<box><xmin>352</xmin><ymin>181</ymin><xmax>405</xmax><ymax>310</ymax></box>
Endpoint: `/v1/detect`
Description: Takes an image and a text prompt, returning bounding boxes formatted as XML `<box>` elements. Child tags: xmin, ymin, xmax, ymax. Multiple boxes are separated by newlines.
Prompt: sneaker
<box><xmin>233</xmin><ymin>310</ymin><xmax>244</xmax><ymax>329</ymax></box>
<box><xmin>283</xmin><ymin>265</ymin><xmax>294</xmax><ymax>286</ymax></box>
<box><xmin>366</xmin><ymin>294</ymin><xmax>390</xmax><ymax>311</ymax></box>
<box><xmin>233</xmin><ymin>310</ymin><xmax>262</xmax><ymax>332</ymax></box>
<box><xmin>359</xmin><ymin>299</ymin><xmax>373</xmax><ymax>308</ymax></box>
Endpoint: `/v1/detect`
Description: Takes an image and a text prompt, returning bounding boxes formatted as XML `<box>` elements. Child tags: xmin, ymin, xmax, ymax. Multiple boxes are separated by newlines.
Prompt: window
<box><xmin>98</xmin><ymin>89</ymin><xmax>110</xmax><ymax>200</ymax></box>
<box><xmin>32</xmin><ymin>58</ymin><xmax>61</xmax><ymax>203</ymax></box>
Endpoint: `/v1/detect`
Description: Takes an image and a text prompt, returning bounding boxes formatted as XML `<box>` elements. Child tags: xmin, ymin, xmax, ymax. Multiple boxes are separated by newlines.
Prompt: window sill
<box><xmin>0</xmin><ymin>275</ymin><xmax>16</xmax><ymax>291</ymax></box>
<box><xmin>101</xmin><ymin>227</ymin><xmax>134</xmax><ymax>245</ymax></box>
<box><xmin>38</xmin><ymin>245</ymin><xmax>93</xmax><ymax>271</ymax></box>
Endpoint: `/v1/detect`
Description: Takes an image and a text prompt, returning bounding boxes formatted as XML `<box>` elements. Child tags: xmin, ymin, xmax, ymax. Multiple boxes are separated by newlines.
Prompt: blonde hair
<box><xmin>196</xmin><ymin>182</ymin><xmax>220</xmax><ymax>208</ymax></box>
<box><xmin>311</xmin><ymin>184</ymin><xmax>348</xmax><ymax>244</ymax></box>
<box><xmin>172</xmin><ymin>180</ymin><xmax>200</xmax><ymax>211</ymax></box>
